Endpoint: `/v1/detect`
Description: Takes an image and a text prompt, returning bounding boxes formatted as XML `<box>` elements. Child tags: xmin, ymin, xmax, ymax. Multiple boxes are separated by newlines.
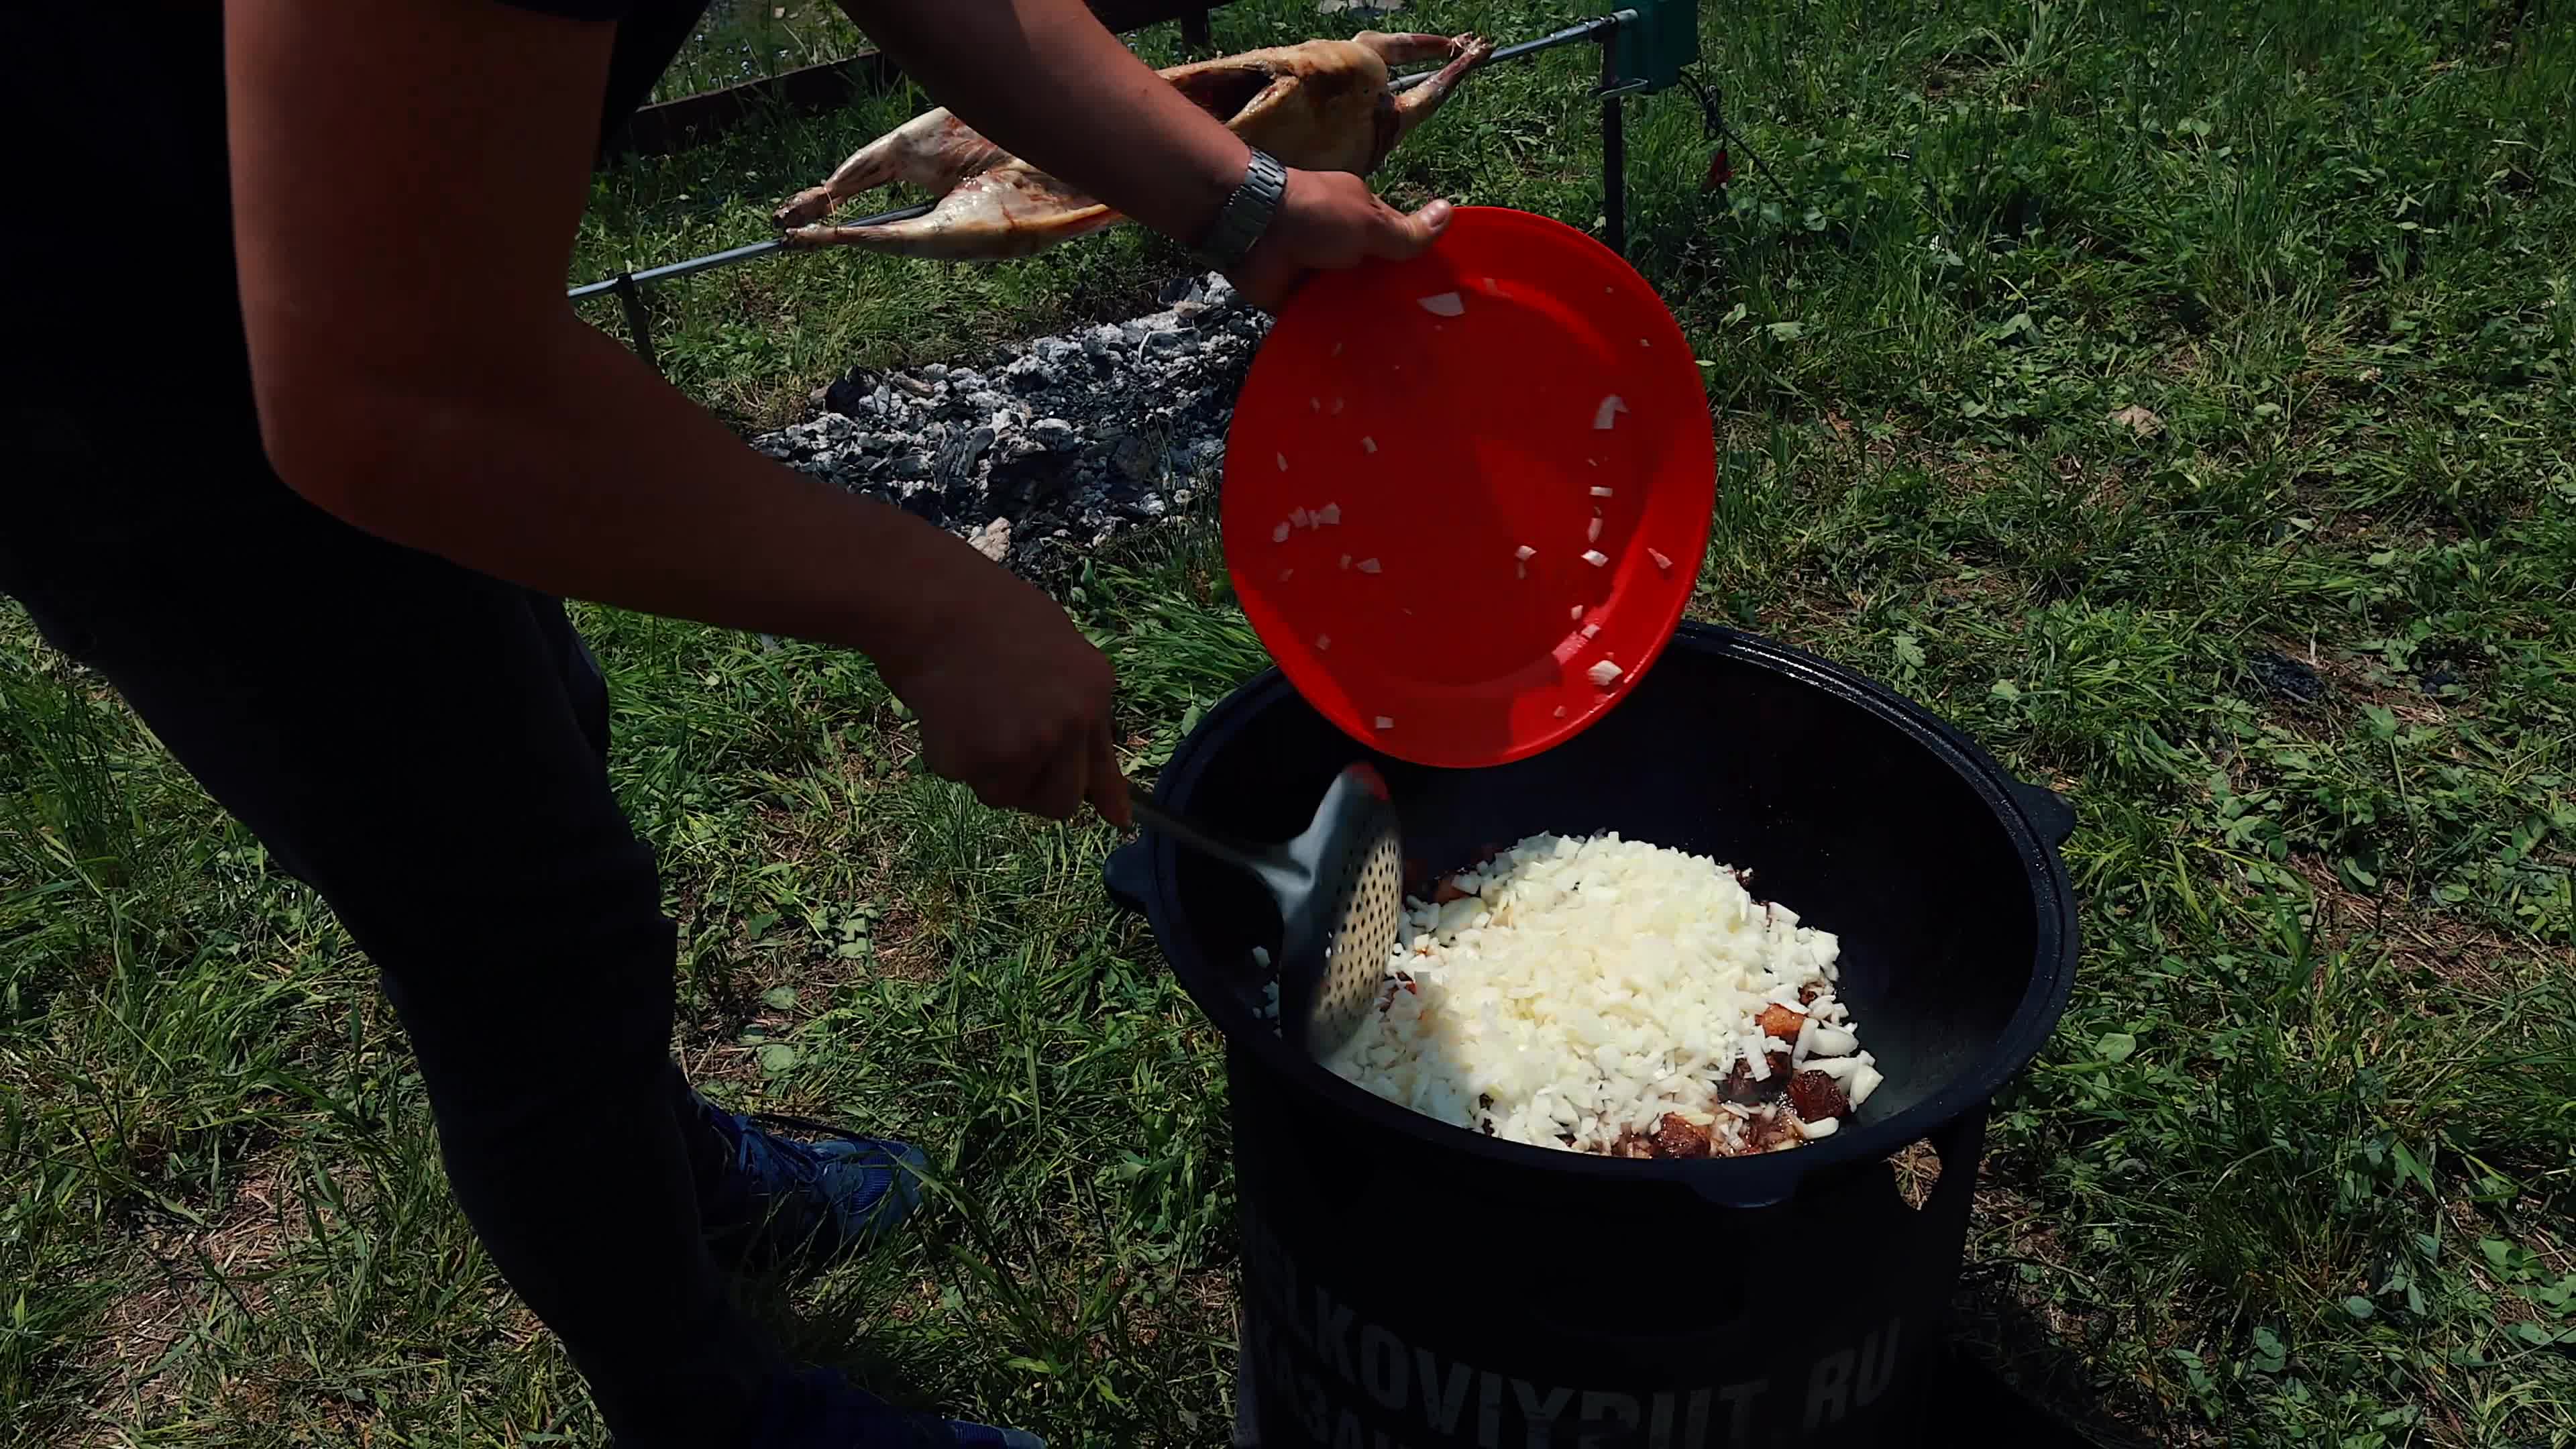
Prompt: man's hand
<box><xmin>1226</xmin><ymin>171</ymin><xmax>1455</xmax><ymax>312</ymax></box>
<box><xmin>881</xmin><ymin>568</ymin><xmax>1129</xmax><ymax>826</ymax></box>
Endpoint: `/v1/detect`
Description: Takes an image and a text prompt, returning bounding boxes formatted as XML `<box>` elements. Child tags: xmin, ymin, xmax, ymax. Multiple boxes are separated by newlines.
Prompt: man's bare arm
<box><xmin>225</xmin><ymin>0</ymin><xmax>1128</xmax><ymax>821</ymax></box>
<box><xmin>223</xmin><ymin>0</ymin><xmax>1012</xmax><ymax>684</ymax></box>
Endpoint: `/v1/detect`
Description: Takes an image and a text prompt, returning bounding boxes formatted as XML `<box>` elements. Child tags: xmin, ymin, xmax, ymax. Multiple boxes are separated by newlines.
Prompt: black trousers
<box><xmin>3</xmin><ymin>401</ymin><xmax>788</xmax><ymax>1445</ymax></box>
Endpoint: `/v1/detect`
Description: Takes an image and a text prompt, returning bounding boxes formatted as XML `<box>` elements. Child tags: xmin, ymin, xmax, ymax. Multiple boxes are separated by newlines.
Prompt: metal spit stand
<box><xmin>571</xmin><ymin>1</ymin><xmax>1702</xmax><ymax>374</ymax></box>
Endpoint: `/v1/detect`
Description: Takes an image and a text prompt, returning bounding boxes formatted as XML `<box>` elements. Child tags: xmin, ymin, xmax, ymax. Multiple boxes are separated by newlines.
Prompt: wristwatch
<box><xmin>1189</xmin><ymin>148</ymin><xmax>1288</xmax><ymax>273</ymax></box>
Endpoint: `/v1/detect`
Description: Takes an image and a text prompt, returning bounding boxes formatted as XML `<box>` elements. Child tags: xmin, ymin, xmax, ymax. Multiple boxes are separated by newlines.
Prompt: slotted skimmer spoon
<box><xmin>1126</xmin><ymin>763</ymin><xmax>1405</xmax><ymax>1059</ymax></box>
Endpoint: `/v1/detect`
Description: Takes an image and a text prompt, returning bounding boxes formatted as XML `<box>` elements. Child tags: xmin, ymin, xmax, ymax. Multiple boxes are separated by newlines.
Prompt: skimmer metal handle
<box><xmin>1124</xmin><ymin>780</ymin><xmax>1272</xmax><ymax>878</ymax></box>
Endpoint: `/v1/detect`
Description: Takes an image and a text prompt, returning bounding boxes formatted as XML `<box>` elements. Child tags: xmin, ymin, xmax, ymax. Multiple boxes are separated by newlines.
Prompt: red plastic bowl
<box><xmin>1221</xmin><ymin>206</ymin><xmax>1716</xmax><ymax>769</ymax></box>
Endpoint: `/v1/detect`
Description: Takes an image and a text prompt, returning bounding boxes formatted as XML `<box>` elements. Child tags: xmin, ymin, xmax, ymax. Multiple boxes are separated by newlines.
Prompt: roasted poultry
<box><xmin>772</xmin><ymin>32</ymin><xmax>1493</xmax><ymax>260</ymax></box>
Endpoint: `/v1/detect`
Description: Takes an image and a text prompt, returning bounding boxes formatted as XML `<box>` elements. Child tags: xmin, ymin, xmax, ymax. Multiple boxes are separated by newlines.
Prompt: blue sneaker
<box><xmin>690</xmin><ymin>1093</ymin><xmax>928</xmax><ymax>1273</ymax></box>
<box><xmin>761</xmin><ymin>1364</ymin><xmax>1046</xmax><ymax>1449</ymax></box>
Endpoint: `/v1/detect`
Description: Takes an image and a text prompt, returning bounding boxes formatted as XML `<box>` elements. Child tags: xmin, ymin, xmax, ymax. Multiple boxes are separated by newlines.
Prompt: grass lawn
<box><xmin>644</xmin><ymin>0</ymin><xmax>873</xmax><ymax>107</ymax></box>
<box><xmin>7</xmin><ymin>1</ymin><xmax>2575</xmax><ymax>1444</ymax></box>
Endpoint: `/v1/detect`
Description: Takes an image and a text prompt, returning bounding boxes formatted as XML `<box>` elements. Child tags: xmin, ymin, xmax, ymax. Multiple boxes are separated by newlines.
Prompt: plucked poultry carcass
<box><xmin>772</xmin><ymin>32</ymin><xmax>1494</xmax><ymax>260</ymax></box>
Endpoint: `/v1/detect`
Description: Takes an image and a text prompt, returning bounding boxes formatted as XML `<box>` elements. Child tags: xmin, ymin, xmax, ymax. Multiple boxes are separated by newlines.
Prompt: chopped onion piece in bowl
<box><xmin>1593</xmin><ymin>395</ymin><xmax>1628</xmax><ymax>430</ymax></box>
<box><xmin>1587</xmin><ymin>659</ymin><xmax>1623</xmax><ymax>687</ymax></box>
<box><xmin>1417</xmin><ymin>291</ymin><xmax>1466</xmax><ymax>317</ymax></box>
<box><xmin>1581</xmin><ymin>549</ymin><xmax>1609</xmax><ymax>568</ymax></box>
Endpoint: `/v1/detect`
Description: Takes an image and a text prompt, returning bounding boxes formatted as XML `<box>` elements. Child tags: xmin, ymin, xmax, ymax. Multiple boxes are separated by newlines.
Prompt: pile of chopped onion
<box><xmin>1327</xmin><ymin>832</ymin><xmax>1883</xmax><ymax>1155</ymax></box>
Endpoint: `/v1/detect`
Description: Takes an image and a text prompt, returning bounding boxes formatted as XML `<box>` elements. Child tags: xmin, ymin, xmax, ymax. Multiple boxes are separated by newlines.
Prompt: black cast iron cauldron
<box><xmin>1104</xmin><ymin>624</ymin><xmax>2078</xmax><ymax>1449</ymax></box>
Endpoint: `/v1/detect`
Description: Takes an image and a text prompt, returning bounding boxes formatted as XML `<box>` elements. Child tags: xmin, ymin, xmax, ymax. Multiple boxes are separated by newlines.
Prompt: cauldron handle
<box><xmin>1103</xmin><ymin>840</ymin><xmax>1153</xmax><ymax>916</ymax></box>
<box><xmin>2005</xmin><ymin>778</ymin><xmax>2076</xmax><ymax>849</ymax></box>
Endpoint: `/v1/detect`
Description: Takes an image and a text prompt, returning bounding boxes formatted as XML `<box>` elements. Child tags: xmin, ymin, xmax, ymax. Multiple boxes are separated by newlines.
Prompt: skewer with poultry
<box><xmin>771</xmin><ymin>31</ymin><xmax>1494</xmax><ymax>260</ymax></box>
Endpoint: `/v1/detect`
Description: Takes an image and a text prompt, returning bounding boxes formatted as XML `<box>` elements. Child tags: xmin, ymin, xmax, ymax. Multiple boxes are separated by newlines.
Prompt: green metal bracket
<box><xmin>1603</xmin><ymin>0</ymin><xmax>1696</xmax><ymax>97</ymax></box>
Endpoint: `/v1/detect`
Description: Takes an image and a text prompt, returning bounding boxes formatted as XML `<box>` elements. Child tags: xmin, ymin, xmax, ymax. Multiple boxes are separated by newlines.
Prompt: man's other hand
<box><xmin>881</xmin><ymin>568</ymin><xmax>1130</xmax><ymax>828</ymax></box>
<box><xmin>1227</xmin><ymin>170</ymin><xmax>1455</xmax><ymax>311</ymax></box>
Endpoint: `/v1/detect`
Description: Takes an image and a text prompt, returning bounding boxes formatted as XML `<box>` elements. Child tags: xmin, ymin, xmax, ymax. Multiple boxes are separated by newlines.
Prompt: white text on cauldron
<box><xmin>1242</xmin><ymin>1208</ymin><xmax>1904</xmax><ymax>1446</ymax></box>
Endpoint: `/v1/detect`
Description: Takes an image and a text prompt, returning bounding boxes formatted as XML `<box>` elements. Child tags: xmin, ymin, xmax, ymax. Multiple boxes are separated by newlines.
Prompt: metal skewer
<box><xmin>570</xmin><ymin>9</ymin><xmax>1682</xmax><ymax>370</ymax></box>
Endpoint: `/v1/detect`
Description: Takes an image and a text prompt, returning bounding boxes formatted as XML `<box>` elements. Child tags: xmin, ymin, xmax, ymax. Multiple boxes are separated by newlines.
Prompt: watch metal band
<box><xmin>1191</xmin><ymin>149</ymin><xmax>1287</xmax><ymax>272</ymax></box>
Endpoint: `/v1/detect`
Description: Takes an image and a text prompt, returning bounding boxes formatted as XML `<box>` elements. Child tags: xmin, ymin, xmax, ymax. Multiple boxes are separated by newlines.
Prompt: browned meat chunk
<box><xmin>1612</xmin><ymin>1134</ymin><xmax>1657</xmax><ymax>1159</ymax></box>
<box><xmin>1787</xmin><ymin>1070</ymin><xmax>1850</xmax><ymax>1123</ymax></box>
<box><xmin>1741</xmin><ymin>1108</ymin><xmax>1801</xmax><ymax>1152</ymax></box>
<box><xmin>1652</xmin><ymin>1114</ymin><xmax>1712</xmax><ymax>1159</ymax></box>
<box><xmin>1719</xmin><ymin>1053</ymin><xmax>1794</xmax><ymax>1104</ymax></box>
<box><xmin>1758</xmin><ymin>1003</ymin><xmax>1807</xmax><ymax>1042</ymax></box>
